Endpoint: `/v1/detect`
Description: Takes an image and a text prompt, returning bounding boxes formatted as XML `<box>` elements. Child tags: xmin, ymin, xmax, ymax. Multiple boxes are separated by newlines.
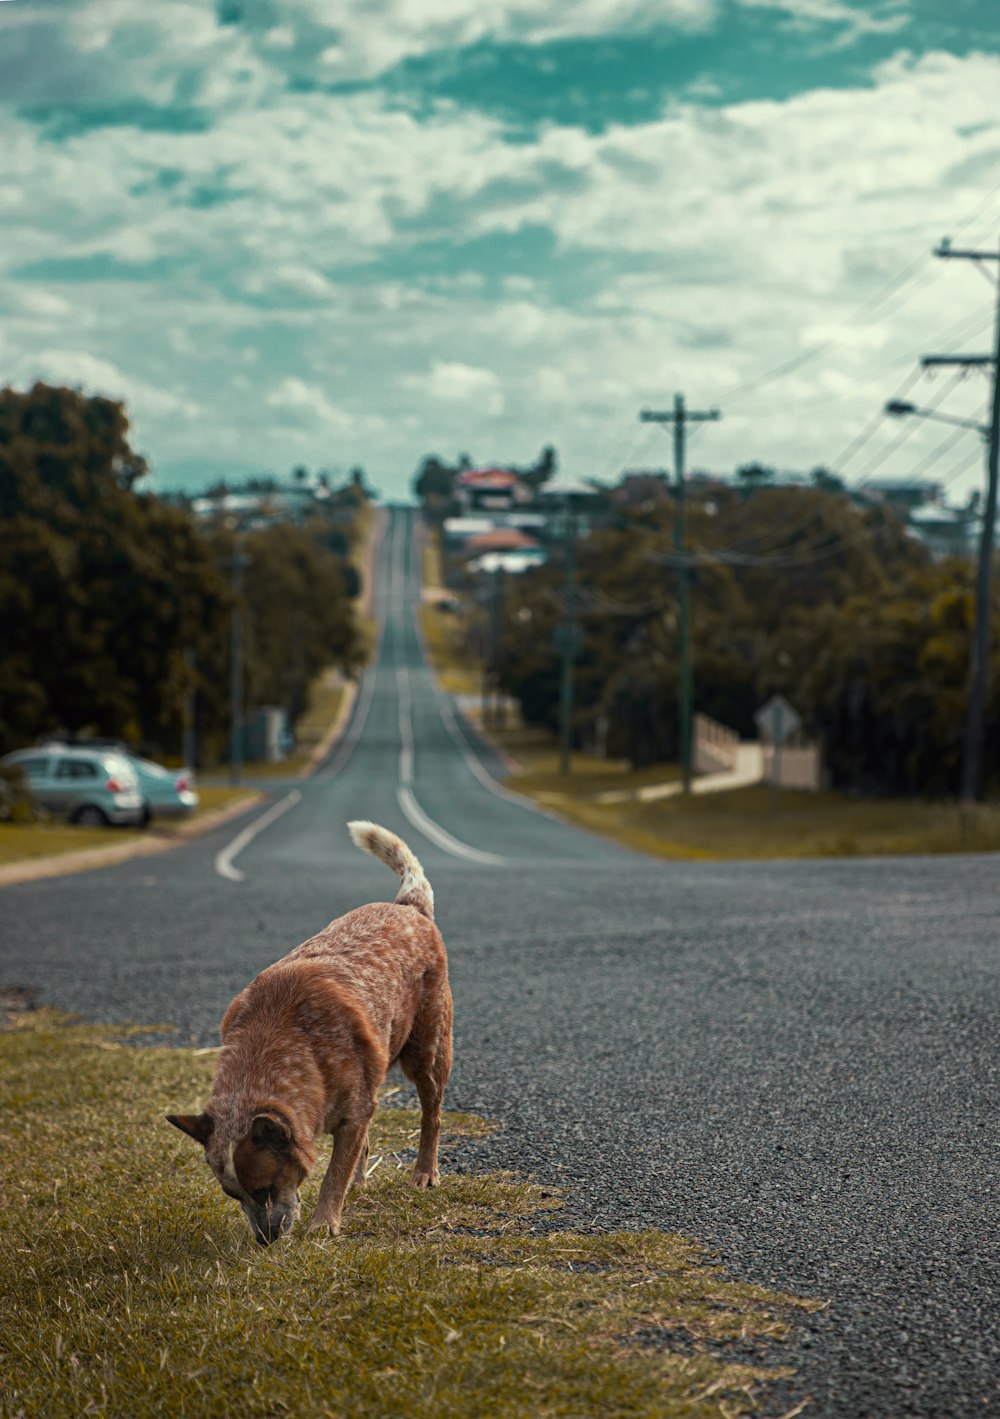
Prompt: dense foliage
<box><xmin>0</xmin><ymin>383</ymin><xmax>365</xmax><ymax>762</ymax></box>
<box><xmin>492</xmin><ymin>482</ymin><xmax>1000</xmax><ymax>796</ymax></box>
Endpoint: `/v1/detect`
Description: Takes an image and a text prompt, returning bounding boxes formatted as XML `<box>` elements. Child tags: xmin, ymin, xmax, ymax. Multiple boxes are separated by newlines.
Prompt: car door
<box><xmin>51</xmin><ymin>757</ymin><xmax>83</xmax><ymax>815</ymax></box>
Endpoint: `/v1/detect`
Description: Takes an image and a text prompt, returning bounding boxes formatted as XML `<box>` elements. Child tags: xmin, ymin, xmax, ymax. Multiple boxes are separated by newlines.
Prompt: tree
<box><xmin>735</xmin><ymin>462</ymin><xmax>774</xmax><ymax>490</ymax></box>
<box><xmin>520</xmin><ymin>445</ymin><xmax>557</xmax><ymax>489</ymax></box>
<box><xmin>492</xmin><ymin>478</ymin><xmax>945</xmax><ymax>785</ymax></box>
<box><xmin>0</xmin><ymin>383</ymin><xmax>368</xmax><ymax>762</ymax></box>
<box><xmin>810</xmin><ymin>465</ymin><xmax>845</xmax><ymax>493</ymax></box>
<box><xmin>413</xmin><ymin>455</ymin><xmax>462</xmax><ymax>524</ymax></box>
<box><xmin>0</xmin><ymin>383</ymin><xmax>230</xmax><ymax>752</ymax></box>
<box><xmin>239</xmin><ymin>523</ymin><xmax>365</xmax><ymax>728</ymax></box>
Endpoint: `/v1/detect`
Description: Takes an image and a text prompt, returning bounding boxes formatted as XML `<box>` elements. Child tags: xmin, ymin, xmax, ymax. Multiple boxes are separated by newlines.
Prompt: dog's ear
<box><xmin>250</xmin><ymin>1113</ymin><xmax>292</xmax><ymax>1153</ymax></box>
<box><xmin>166</xmin><ymin>1112</ymin><xmax>214</xmax><ymax>1145</ymax></box>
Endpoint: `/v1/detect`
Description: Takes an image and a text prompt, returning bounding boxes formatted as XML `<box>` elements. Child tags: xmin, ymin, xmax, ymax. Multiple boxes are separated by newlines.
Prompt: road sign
<box><xmin>755</xmin><ymin>694</ymin><xmax>801</xmax><ymax>744</ymax></box>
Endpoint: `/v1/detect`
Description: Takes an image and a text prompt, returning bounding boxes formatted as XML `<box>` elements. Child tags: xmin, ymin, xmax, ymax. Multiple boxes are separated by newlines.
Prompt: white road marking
<box><xmin>408</xmin><ymin>525</ymin><xmax>561</xmax><ymax>824</ymax></box>
<box><xmin>434</xmin><ymin>691</ymin><xmax>561</xmax><ymax>818</ymax></box>
<box><xmin>397</xmin><ymin>665</ymin><xmax>414</xmax><ymax>787</ymax></box>
<box><xmin>214</xmin><ymin>790</ymin><xmax>302</xmax><ymax>882</ymax></box>
<box><xmin>390</xmin><ymin>516</ymin><xmax>511</xmax><ymax>868</ymax></box>
<box><xmin>396</xmin><ymin>785</ymin><xmax>510</xmax><ymax>867</ymax></box>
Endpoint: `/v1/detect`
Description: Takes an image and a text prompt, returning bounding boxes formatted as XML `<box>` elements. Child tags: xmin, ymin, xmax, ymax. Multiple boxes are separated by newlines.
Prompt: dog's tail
<box><xmin>347</xmin><ymin>821</ymin><xmax>434</xmax><ymax>920</ymax></box>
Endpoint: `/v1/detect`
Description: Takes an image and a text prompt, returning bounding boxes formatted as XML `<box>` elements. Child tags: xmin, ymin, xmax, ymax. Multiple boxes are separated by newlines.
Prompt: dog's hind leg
<box><xmin>399</xmin><ymin>992</ymin><xmax>453</xmax><ymax>1189</ymax></box>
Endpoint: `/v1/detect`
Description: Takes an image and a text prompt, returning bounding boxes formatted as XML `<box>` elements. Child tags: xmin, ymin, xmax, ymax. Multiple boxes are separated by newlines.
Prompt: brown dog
<box><xmin>167</xmin><ymin>821</ymin><xmax>452</xmax><ymax>1244</ymax></box>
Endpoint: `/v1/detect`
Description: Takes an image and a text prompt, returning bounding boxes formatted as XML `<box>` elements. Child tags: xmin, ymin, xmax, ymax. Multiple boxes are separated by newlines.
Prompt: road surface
<box><xmin>2</xmin><ymin>507</ymin><xmax>997</xmax><ymax>1418</ymax></box>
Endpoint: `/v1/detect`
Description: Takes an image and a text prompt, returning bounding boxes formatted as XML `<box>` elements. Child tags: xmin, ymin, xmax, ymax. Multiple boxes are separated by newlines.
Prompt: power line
<box><xmin>717</xmin><ymin>179</ymin><xmax>1000</xmax><ymax>407</ymax></box>
<box><xmin>716</xmin><ymin>369</ymin><xmax>967</xmax><ymax>559</ymax></box>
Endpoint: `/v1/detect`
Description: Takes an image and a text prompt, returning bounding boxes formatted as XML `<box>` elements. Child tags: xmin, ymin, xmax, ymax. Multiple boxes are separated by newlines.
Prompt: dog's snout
<box><xmin>249</xmin><ymin>1211</ymin><xmax>286</xmax><ymax>1245</ymax></box>
<box><xmin>244</xmin><ymin>1195</ymin><xmax>298</xmax><ymax>1246</ymax></box>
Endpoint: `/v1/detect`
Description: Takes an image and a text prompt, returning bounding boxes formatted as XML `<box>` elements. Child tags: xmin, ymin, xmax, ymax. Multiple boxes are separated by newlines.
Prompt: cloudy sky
<box><xmin>1</xmin><ymin>0</ymin><xmax>998</xmax><ymax>500</ymax></box>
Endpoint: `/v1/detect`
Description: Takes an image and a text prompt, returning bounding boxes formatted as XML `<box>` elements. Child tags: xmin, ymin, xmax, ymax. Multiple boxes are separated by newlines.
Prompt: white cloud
<box><xmin>244</xmin><ymin>265</ymin><xmax>336</xmax><ymax>301</ymax></box>
<box><xmin>13</xmin><ymin>348</ymin><xmax>198</xmax><ymax>421</ymax></box>
<box><xmin>405</xmin><ymin>361</ymin><xmax>506</xmax><ymax>417</ymax></box>
<box><xmin>0</xmin><ymin>23</ymin><xmax>997</xmax><ymax>495</ymax></box>
<box><xmin>245</xmin><ymin>0</ymin><xmax>718</xmax><ymax>82</ymax></box>
<box><xmin>266</xmin><ymin>376</ymin><xmax>356</xmax><ymax>429</ymax></box>
<box><xmin>739</xmin><ymin>0</ymin><xmax>910</xmax><ymax>42</ymax></box>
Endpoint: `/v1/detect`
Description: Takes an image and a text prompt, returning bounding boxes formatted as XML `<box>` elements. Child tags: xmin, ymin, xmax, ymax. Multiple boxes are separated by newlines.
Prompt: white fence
<box><xmin>762</xmin><ymin>742</ymin><xmax>822</xmax><ymax>791</ymax></box>
<box><xmin>693</xmin><ymin>713</ymin><xmax>740</xmax><ymax>774</ymax></box>
<box><xmin>695</xmin><ymin>712</ymin><xmax>822</xmax><ymax>790</ymax></box>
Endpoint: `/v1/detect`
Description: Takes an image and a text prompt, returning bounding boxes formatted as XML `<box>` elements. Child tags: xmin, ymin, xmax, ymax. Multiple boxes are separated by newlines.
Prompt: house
<box><xmin>454</xmin><ymin>468</ymin><xmax>532</xmax><ymax>512</ymax></box>
<box><xmin>906</xmin><ymin>504</ymin><xmax>974</xmax><ymax>559</ymax></box>
<box><xmin>864</xmin><ymin>479</ymin><xmax>945</xmax><ymax>513</ymax></box>
<box><xmin>442</xmin><ymin>516</ymin><xmax>497</xmax><ymax>553</ymax></box>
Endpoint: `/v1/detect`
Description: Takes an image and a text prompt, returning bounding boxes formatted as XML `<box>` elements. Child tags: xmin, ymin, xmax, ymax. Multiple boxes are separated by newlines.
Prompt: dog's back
<box><xmin>269</xmin><ymin>822</ymin><xmax>447</xmax><ymax>1061</ymax></box>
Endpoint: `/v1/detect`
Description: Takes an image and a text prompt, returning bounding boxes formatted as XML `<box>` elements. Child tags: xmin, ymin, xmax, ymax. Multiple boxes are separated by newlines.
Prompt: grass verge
<box><xmin>542</xmin><ymin>781</ymin><xmax>1000</xmax><ymax>860</ymax></box>
<box><xmin>0</xmin><ymin>788</ymin><xmax>258</xmax><ymax>868</ymax></box>
<box><xmin>419</xmin><ymin>531</ymin><xmax>480</xmax><ymax>697</ymax></box>
<box><xmin>1</xmin><ymin>1008</ymin><xmax>821</xmax><ymax>1418</ymax></box>
<box><xmin>492</xmin><ymin>727</ymin><xmax>1000</xmax><ymax>859</ymax></box>
<box><xmin>483</xmin><ymin>724</ymin><xmax>1000</xmax><ymax>857</ymax></box>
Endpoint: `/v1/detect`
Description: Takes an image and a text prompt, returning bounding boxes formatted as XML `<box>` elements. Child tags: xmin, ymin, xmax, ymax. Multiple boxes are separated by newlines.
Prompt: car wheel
<box><xmin>72</xmin><ymin>804</ymin><xmax>109</xmax><ymax>827</ymax></box>
<box><xmin>139</xmin><ymin>805</ymin><xmax>152</xmax><ymax>827</ymax></box>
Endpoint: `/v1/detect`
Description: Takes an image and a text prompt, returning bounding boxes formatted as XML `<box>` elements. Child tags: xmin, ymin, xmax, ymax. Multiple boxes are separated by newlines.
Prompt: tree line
<box><xmin>470</xmin><ymin>481</ymin><xmax>998</xmax><ymax>798</ymax></box>
<box><xmin>0</xmin><ymin>383</ymin><xmax>367</xmax><ymax>763</ymax></box>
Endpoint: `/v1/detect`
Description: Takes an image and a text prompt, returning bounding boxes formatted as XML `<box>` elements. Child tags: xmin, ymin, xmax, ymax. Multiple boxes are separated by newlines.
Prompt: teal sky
<box><xmin>1</xmin><ymin>0</ymin><xmax>998</xmax><ymax>500</ymax></box>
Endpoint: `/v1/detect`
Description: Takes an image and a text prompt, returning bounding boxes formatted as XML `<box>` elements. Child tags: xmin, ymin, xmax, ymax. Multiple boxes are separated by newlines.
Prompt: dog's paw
<box><xmin>306</xmin><ymin>1217</ymin><xmax>341</xmax><ymax>1239</ymax></box>
<box><xmin>410</xmin><ymin>1169</ymin><xmax>439</xmax><ymax>1189</ymax></box>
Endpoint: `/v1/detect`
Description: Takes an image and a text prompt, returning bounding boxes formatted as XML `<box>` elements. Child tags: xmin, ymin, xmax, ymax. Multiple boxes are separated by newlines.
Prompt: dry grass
<box><xmin>419</xmin><ymin>603</ymin><xmax>480</xmax><ymax>697</ymax></box>
<box><xmin>419</xmin><ymin>533</ymin><xmax>480</xmax><ymax>697</ymax></box>
<box><xmin>490</xmin><ymin>732</ymin><xmax>1000</xmax><ymax>860</ymax></box>
<box><xmin>502</xmin><ymin>758</ymin><xmax>1000</xmax><ymax>860</ymax></box>
<box><xmin>0</xmin><ymin>1010</ymin><xmax>821</xmax><ymax>1418</ymax></box>
<box><xmin>0</xmin><ymin>788</ymin><xmax>258</xmax><ymax>867</ymax></box>
<box><xmin>482</xmin><ymin>722</ymin><xmax>684</xmax><ymax>798</ymax></box>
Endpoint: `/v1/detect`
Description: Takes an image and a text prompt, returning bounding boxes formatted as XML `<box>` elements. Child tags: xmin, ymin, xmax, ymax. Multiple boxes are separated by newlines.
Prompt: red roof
<box><xmin>456</xmin><ymin>468</ymin><xmax>520</xmax><ymax>487</ymax></box>
<box><xmin>464</xmin><ymin>529</ymin><xmax>541</xmax><ymax>553</ymax></box>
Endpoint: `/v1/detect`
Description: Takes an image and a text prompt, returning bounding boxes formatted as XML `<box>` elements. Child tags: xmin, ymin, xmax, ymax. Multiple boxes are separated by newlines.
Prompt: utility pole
<box><xmin>481</xmin><ymin>568</ymin><xmax>505</xmax><ymax>731</ymax></box>
<box><xmin>640</xmin><ymin>396</ymin><xmax>721</xmax><ymax>793</ymax></box>
<box><xmin>545</xmin><ymin>482</ymin><xmax>598</xmax><ymax>776</ymax></box>
<box><xmin>557</xmin><ymin>502</ymin><xmax>579</xmax><ymax>776</ymax></box>
<box><xmin>928</xmin><ymin>237</ymin><xmax>1000</xmax><ymax>803</ymax></box>
<box><xmin>182</xmin><ymin>646</ymin><xmax>197</xmax><ymax>770</ymax></box>
<box><xmin>229</xmin><ymin>543</ymin><xmax>250</xmax><ymax>786</ymax></box>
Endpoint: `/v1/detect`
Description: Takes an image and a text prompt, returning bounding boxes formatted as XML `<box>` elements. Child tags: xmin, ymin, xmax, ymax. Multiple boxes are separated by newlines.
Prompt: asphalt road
<box><xmin>3</xmin><ymin>506</ymin><xmax>998</xmax><ymax>1418</ymax></box>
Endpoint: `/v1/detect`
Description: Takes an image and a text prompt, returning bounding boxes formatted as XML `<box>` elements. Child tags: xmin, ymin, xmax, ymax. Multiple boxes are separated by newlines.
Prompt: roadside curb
<box><xmin>0</xmin><ymin>793</ymin><xmax>267</xmax><ymax>890</ymax></box>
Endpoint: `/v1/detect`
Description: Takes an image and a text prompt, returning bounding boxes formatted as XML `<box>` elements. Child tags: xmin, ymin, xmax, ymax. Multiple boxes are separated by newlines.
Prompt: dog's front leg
<box><xmin>351</xmin><ymin>1128</ymin><xmax>370</xmax><ymax>1189</ymax></box>
<box><xmin>308</xmin><ymin>1119</ymin><xmax>371</xmax><ymax>1237</ymax></box>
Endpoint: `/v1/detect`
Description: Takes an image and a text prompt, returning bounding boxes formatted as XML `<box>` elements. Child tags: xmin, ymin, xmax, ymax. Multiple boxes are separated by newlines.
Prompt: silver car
<box><xmin>129</xmin><ymin>758</ymin><xmax>199</xmax><ymax>825</ymax></box>
<box><xmin>1</xmin><ymin>745</ymin><xmax>146</xmax><ymax>826</ymax></box>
